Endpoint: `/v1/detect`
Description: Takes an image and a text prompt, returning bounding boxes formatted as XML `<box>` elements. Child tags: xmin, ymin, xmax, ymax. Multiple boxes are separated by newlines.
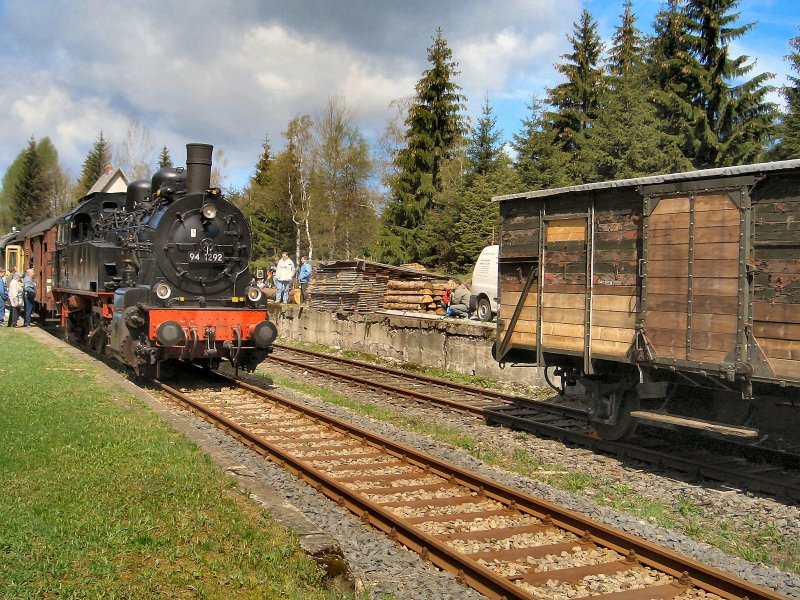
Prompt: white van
<box><xmin>470</xmin><ymin>245</ymin><xmax>498</xmax><ymax>321</ymax></box>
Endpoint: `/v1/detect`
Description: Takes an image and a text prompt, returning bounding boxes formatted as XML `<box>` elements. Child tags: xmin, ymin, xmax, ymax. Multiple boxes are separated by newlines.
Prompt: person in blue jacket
<box><xmin>298</xmin><ymin>256</ymin><xmax>312</xmax><ymax>303</ymax></box>
<box><xmin>22</xmin><ymin>268</ymin><xmax>37</xmax><ymax>327</ymax></box>
<box><xmin>0</xmin><ymin>268</ymin><xmax>7</xmax><ymax>325</ymax></box>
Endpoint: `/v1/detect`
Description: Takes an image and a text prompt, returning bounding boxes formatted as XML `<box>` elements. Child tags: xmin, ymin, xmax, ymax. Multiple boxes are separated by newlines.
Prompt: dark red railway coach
<box><xmin>493</xmin><ymin>160</ymin><xmax>800</xmax><ymax>440</ymax></box>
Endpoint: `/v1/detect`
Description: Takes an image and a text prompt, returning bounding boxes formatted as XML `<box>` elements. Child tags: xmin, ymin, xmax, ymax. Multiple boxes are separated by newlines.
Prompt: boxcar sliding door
<box><xmin>539</xmin><ymin>216</ymin><xmax>590</xmax><ymax>369</ymax></box>
<box><xmin>640</xmin><ymin>189</ymin><xmax>745</xmax><ymax>370</ymax></box>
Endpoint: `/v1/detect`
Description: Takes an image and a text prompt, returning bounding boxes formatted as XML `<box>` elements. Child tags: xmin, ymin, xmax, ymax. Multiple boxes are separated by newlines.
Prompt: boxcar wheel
<box><xmin>592</xmin><ymin>390</ymin><xmax>640</xmax><ymax>441</ymax></box>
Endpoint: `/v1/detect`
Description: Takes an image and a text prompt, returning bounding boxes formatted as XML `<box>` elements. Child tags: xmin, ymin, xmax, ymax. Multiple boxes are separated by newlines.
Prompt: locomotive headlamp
<box><xmin>201</xmin><ymin>203</ymin><xmax>217</xmax><ymax>219</ymax></box>
<box><xmin>154</xmin><ymin>282</ymin><xmax>172</xmax><ymax>300</ymax></box>
<box><xmin>246</xmin><ymin>286</ymin><xmax>262</xmax><ymax>302</ymax></box>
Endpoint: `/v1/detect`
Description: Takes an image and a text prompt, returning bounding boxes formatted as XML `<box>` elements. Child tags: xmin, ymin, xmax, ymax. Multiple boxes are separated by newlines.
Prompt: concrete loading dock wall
<box><xmin>266</xmin><ymin>305</ymin><xmax>543</xmax><ymax>387</ymax></box>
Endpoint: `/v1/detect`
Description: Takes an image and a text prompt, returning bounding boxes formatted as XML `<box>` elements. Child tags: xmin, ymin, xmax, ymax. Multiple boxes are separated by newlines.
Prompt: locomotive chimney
<box><xmin>186</xmin><ymin>143</ymin><xmax>213</xmax><ymax>194</ymax></box>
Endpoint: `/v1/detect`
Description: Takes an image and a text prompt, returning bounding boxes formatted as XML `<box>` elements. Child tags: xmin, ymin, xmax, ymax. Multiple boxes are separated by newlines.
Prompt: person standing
<box><xmin>7</xmin><ymin>272</ymin><xmax>23</xmax><ymax>327</ymax></box>
<box><xmin>274</xmin><ymin>252</ymin><xmax>295</xmax><ymax>303</ymax></box>
<box><xmin>267</xmin><ymin>258</ymin><xmax>277</xmax><ymax>288</ymax></box>
<box><xmin>0</xmin><ymin>268</ymin><xmax>7</xmax><ymax>325</ymax></box>
<box><xmin>5</xmin><ymin>265</ymin><xmax>17</xmax><ymax>287</ymax></box>
<box><xmin>298</xmin><ymin>256</ymin><xmax>312</xmax><ymax>303</ymax></box>
<box><xmin>23</xmin><ymin>268</ymin><xmax>37</xmax><ymax>327</ymax></box>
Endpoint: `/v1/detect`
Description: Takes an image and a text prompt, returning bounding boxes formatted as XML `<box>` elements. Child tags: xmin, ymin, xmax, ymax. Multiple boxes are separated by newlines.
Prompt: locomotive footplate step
<box><xmin>630</xmin><ymin>410</ymin><xmax>759</xmax><ymax>438</ymax></box>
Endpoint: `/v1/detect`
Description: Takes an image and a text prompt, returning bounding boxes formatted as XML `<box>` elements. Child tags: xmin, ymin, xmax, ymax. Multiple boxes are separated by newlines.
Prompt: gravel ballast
<box><xmin>251</xmin><ymin>362</ymin><xmax>800</xmax><ymax>600</ymax></box>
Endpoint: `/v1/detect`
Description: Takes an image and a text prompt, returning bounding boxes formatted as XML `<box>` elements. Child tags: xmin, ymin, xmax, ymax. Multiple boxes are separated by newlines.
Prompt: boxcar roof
<box><xmin>493</xmin><ymin>159</ymin><xmax>800</xmax><ymax>202</ymax></box>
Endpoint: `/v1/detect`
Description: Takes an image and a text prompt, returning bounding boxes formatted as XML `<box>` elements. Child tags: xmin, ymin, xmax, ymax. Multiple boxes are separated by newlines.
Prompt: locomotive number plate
<box><xmin>189</xmin><ymin>250</ymin><xmax>224</xmax><ymax>263</ymax></box>
<box><xmin>189</xmin><ymin>239</ymin><xmax>224</xmax><ymax>263</ymax></box>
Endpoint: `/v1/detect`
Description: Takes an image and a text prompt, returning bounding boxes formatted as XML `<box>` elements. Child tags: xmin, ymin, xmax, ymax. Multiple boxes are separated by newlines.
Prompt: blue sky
<box><xmin>0</xmin><ymin>0</ymin><xmax>797</xmax><ymax>193</ymax></box>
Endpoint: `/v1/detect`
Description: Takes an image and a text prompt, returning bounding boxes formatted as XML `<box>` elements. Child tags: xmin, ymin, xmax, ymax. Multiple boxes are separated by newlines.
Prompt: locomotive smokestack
<box><xmin>186</xmin><ymin>143</ymin><xmax>213</xmax><ymax>194</ymax></box>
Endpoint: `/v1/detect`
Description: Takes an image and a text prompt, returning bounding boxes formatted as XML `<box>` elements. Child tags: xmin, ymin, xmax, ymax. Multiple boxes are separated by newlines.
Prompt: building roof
<box><xmin>493</xmin><ymin>159</ymin><xmax>800</xmax><ymax>202</ymax></box>
<box><xmin>87</xmin><ymin>166</ymin><xmax>129</xmax><ymax>195</ymax></box>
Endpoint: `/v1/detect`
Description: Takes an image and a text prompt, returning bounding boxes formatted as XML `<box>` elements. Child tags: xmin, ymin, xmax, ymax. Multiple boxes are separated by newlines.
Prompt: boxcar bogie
<box><xmin>494</xmin><ymin>160</ymin><xmax>800</xmax><ymax>441</ymax></box>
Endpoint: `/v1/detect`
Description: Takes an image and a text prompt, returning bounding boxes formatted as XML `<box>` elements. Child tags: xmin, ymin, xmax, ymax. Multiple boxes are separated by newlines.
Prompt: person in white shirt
<box><xmin>274</xmin><ymin>252</ymin><xmax>295</xmax><ymax>303</ymax></box>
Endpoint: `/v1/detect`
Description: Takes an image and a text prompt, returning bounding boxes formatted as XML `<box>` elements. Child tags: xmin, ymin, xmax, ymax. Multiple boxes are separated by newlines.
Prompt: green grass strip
<box><xmin>0</xmin><ymin>330</ymin><xmax>357</xmax><ymax>599</ymax></box>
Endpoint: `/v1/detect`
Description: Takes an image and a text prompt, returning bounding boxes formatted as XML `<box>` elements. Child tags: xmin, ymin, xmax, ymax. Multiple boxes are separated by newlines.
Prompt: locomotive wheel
<box><xmin>92</xmin><ymin>325</ymin><xmax>108</xmax><ymax>354</ymax></box>
<box><xmin>592</xmin><ymin>390</ymin><xmax>640</xmax><ymax>441</ymax></box>
<box><xmin>64</xmin><ymin>315</ymin><xmax>86</xmax><ymax>345</ymax></box>
<box><xmin>121</xmin><ymin>333</ymin><xmax>142</xmax><ymax>368</ymax></box>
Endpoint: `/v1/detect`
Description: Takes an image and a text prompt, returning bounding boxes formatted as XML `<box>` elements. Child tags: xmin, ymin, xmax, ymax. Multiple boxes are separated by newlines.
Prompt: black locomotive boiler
<box><xmin>49</xmin><ymin>143</ymin><xmax>277</xmax><ymax>375</ymax></box>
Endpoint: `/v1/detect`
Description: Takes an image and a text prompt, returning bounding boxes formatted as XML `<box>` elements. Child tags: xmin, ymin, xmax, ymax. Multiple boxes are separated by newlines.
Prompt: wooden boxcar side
<box><xmin>497</xmin><ymin>189</ymin><xmax>642</xmax><ymax>372</ymax></box>
<box><xmin>751</xmin><ymin>172</ymin><xmax>800</xmax><ymax>382</ymax></box>
<box><xmin>494</xmin><ymin>161</ymin><xmax>800</xmax><ymax>437</ymax></box>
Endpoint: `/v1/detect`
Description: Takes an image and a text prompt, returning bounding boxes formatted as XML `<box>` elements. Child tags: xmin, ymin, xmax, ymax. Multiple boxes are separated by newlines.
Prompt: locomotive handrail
<box><xmin>52</xmin><ymin>288</ymin><xmax>114</xmax><ymax>297</ymax></box>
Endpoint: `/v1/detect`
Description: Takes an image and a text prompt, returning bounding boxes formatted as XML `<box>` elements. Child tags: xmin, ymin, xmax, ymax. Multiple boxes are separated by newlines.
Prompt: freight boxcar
<box><xmin>493</xmin><ymin>160</ymin><xmax>800</xmax><ymax>440</ymax></box>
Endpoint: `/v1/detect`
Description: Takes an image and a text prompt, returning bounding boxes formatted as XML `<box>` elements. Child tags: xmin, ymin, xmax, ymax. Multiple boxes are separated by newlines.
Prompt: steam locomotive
<box><xmin>11</xmin><ymin>143</ymin><xmax>277</xmax><ymax>376</ymax></box>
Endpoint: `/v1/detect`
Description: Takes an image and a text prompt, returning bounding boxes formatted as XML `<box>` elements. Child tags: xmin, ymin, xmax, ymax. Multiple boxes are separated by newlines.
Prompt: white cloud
<box><xmin>0</xmin><ymin>0</ymin><xmax>791</xmax><ymax>192</ymax></box>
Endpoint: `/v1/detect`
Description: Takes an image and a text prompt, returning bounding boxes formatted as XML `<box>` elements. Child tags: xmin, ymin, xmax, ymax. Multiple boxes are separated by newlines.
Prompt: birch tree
<box><xmin>283</xmin><ymin>115</ymin><xmax>315</xmax><ymax>261</ymax></box>
<box><xmin>113</xmin><ymin>118</ymin><xmax>155</xmax><ymax>180</ymax></box>
<box><xmin>316</xmin><ymin>96</ymin><xmax>373</xmax><ymax>259</ymax></box>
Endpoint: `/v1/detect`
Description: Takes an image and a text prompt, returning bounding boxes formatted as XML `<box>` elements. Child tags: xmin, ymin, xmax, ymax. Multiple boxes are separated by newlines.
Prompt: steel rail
<box><xmin>269</xmin><ymin>345</ymin><xmax>800</xmax><ymax>501</ymax></box>
<box><xmin>154</xmin><ymin>377</ymin><xmax>526</xmax><ymax>599</ymax></box>
<box><xmin>154</xmin><ymin>372</ymin><xmax>791</xmax><ymax>600</ymax></box>
<box><xmin>269</xmin><ymin>353</ymin><xmax>490</xmax><ymax>416</ymax></box>
<box><xmin>272</xmin><ymin>343</ymin><xmax>528</xmax><ymax>404</ymax></box>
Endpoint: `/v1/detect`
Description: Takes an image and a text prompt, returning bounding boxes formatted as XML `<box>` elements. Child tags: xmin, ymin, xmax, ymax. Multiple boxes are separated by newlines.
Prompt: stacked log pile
<box><xmin>306</xmin><ymin>259</ymin><xmax>449</xmax><ymax>313</ymax></box>
<box><xmin>384</xmin><ymin>280</ymin><xmax>449</xmax><ymax>315</ymax></box>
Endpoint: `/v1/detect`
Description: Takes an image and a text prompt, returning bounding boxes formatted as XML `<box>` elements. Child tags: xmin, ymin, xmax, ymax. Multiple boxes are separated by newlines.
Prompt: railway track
<box><xmin>269</xmin><ymin>344</ymin><xmax>800</xmax><ymax>501</ymax></box>
<box><xmin>153</xmin><ymin>369</ymin><xmax>790</xmax><ymax>600</ymax></box>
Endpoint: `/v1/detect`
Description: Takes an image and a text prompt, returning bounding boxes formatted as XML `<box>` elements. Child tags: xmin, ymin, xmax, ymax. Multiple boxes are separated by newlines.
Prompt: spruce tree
<box><xmin>577</xmin><ymin>73</ymin><xmax>692</xmax><ymax>181</ymax></box>
<box><xmin>467</xmin><ymin>95</ymin><xmax>503</xmax><ymax>179</ymax></box>
<box><xmin>450</xmin><ymin>160</ymin><xmax>519</xmax><ymax>272</ymax></box>
<box><xmin>76</xmin><ymin>132</ymin><xmax>112</xmax><ymax>197</ymax></box>
<box><xmin>239</xmin><ymin>133</ymin><xmax>294</xmax><ymax>265</ymax></box>
<box><xmin>0</xmin><ymin>148</ymin><xmax>28</xmax><ymax>230</ymax></box>
<box><xmin>158</xmin><ymin>146</ymin><xmax>173</xmax><ymax>169</ymax></box>
<box><xmin>36</xmin><ymin>137</ymin><xmax>72</xmax><ymax>217</ymax></box>
<box><xmin>576</xmin><ymin>3</ymin><xmax>691</xmax><ymax>182</ymax></box>
<box><xmin>11</xmin><ymin>137</ymin><xmax>47</xmax><ymax>227</ymax></box>
<box><xmin>512</xmin><ymin>97</ymin><xmax>573</xmax><ymax>189</ymax></box>
<box><xmin>773</xmin><ymin>28</ymin><xmax>800</xmax><ymax>159</ymax></box>
<box><xmin>659</xmin><ymin>0</ymin><xmax>777</xmax><ymax>167</ymax></box>
<box><xmin>647</xmin><ymin>0</ymin><xmax>690</xmax><ymax>144</ymax></box>
<box><xmin>375</xmin><ymin>29</ymin><xmax>466</xmax><ymax>265</ymax></box>
<box><xmin>252</xmin><ymin>133</ymin><xmax>273</xmax><ymax>188</ymax></box>
<box><xmin>433</xmin><ymin>98</ymin><xmax>518</xmax><ymax>270</ymax></box>
<box><xmin>546</xmin><ymin>9</ymin><xmax>605</xmax><ymax>154</ymax></box>
<box><xmin>607</xmin><ymin>0</ymin><xmax>644</xmax><ymax>81</ymax></box>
